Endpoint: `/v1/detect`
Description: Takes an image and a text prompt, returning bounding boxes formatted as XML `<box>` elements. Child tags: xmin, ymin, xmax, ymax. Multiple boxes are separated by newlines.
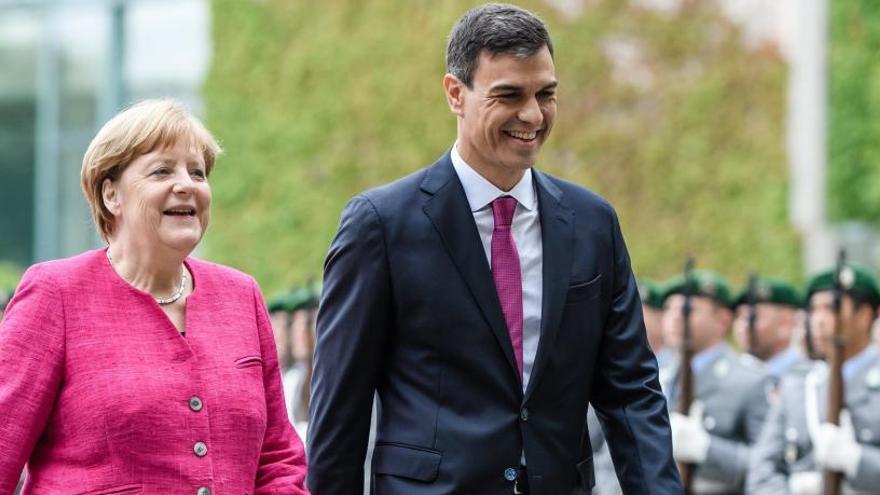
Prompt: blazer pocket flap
<box><xmin>373</xmin><ymin>443</ymin><xmax>442</xmax><ymax>482</ymax></box>
<box><xmin>234</xmin><ymin>355</ymin><xmax>263</xmax><ymax>368</ymax></box>
<box><xmin>566</xmin><ymin>274</ymin><xmax>602</xmax><ymax>303</ymax></box>
<box><xmin>576</xmin><ymin>457</ymin><xmax>595</xmax><ymax>491</ymax></box>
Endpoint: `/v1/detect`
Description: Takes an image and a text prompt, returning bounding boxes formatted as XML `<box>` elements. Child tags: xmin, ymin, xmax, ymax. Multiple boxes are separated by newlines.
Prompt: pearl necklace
<box><xmin>106</xmin><ymin>250</ymin><xmax>187</xmax><ymax>305</ymax></box>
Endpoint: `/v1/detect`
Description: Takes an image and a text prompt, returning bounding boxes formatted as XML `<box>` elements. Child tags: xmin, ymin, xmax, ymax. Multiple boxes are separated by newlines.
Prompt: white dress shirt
<box><xmin>450</xmin><ymin>143</ymin><xmax>543</xmax><ymax>391</ymax></box>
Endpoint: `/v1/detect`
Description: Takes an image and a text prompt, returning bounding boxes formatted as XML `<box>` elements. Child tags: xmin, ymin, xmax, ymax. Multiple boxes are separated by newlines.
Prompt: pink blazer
<box><xmin>0</xmin><ymin>249</ymin><xmax>309</xmax><ymax>494</ymax></box>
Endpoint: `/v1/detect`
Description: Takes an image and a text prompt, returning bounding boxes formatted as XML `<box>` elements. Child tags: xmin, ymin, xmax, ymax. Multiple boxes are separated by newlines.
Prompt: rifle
<box><xmin>746</xmin><ymin>273</ymin><xmax>758</xmax><ymax>358</ymax></box>
<box><xmin>824</xmin><ymin>250</ymin><xmax>847</xmax><ymax>495</ymax></box>
<box><xmin>678</xmin><ymin>257</ymin><xmax>696</xmax><ymax>493</ymax></box>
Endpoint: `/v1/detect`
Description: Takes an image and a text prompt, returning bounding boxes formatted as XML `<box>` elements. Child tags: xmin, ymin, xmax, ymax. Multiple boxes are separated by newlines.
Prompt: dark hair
<box><xmin>446</xmin><ymin>3</ymin><xmax>554</xmax><ymax>87</ymax></box>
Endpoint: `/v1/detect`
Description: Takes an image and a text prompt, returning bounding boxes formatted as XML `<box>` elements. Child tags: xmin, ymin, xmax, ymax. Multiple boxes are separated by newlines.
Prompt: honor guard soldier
<box><xmin>662</xmin><ymin>270</ymin><xmax>769</xmax><ymax>493</ymax></box>
<box><xmin>732</xmin><ymin>277</ymin><xmax>808</xmax><ymax>385</ymax></box>
<box><xmin>747</xmin><ymin>264</ymin><xmax>880</xmax><ymax>495</ymax></box>
<box><xmin>641</xmin><ymin>278</ymin><xmax>674</xmax><ymax>367</ymax></box>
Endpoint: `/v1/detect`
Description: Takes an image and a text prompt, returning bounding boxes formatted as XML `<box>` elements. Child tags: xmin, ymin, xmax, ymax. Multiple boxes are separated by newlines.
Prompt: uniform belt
<box><xmin>514</xmin><ymin>466</ymin><xmax>530</xmax><ymax>494</ymax></box>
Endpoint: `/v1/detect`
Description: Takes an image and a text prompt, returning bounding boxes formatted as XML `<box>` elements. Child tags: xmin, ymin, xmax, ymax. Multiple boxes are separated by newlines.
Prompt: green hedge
<box><xmin>205</xmin><ymin>0</ymin><xmax>800</xmax><ymax>292</ymax></box>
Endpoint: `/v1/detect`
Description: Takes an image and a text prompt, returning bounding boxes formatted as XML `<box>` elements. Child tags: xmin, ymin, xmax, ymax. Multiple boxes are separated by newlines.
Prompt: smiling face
<box><xmin>102</xmin><ymin>140</ymin><xmax>211</xmax><ymax>256</ymax></box>
<box><xmin>444</xmin><ymin>46</ymin><xmax>557</xmax><ymax>190</ymax></box>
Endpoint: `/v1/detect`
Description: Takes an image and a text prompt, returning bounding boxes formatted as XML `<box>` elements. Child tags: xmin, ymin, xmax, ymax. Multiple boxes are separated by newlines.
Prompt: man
<box><xmin>661</xmin><ymin>271</ymin><xmax>769</xmax><ymax>493</ymax></box>
<box><xmin>747</xmin><ymin>264</ymin><xmax>880</xmax><ymax>494</ymax></box>
<box><xmin>308</xmin><ymin>4</ymin><xmax>680</xmax><ymax>494</ymax></box>
<box><xmin>731</xmin><ymin>277</ymin><xmax>807</xmax><ymax>384</ymax></box>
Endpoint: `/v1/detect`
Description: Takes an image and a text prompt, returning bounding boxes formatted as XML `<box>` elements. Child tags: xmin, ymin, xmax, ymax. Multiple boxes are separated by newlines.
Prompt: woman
<box><xmin>0</xmin><ymin>99</ymin><xmax>309</xmax><ymax>494</ymax></box>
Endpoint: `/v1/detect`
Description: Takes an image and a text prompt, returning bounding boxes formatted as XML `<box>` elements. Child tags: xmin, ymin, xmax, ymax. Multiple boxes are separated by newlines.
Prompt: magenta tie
<box><xmin>491</xmin><ymin>196</ymin><xmax>524</xmax><ymax>381</ymax></box>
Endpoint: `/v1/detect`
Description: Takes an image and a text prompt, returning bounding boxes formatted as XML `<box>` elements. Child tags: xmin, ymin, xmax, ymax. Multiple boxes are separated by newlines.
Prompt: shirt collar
<box><xmin>450</xmin><ymin>142</ymin><xmax>537</xmax><ymax>212</ymax></box>
<box><xmin>765</xmin><ymin>347</ymin><xmax>804</xmax><ymax>377</ymax></box>
<box><xmin>843</xmin><ymin>345</ymin><xmax>879</xmax><ymax>382</ymax></box>
<box><xmin>691</xmin><ymin>342</ymin><xmax>727</xmax><ymax>374</ymax></box>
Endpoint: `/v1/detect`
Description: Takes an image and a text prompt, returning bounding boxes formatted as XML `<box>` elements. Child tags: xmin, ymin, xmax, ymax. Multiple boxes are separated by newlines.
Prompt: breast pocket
<box><xmin>566</xmin><ymin>274</ymin><xmax>602</xmax><ymax>304</ymax></box>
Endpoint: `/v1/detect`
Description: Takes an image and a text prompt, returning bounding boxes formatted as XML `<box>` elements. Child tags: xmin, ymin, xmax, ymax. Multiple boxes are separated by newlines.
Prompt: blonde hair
<box><xmin>80</xmin><ymin>98</ymin><xmax>222</xmax><ymax>241</ymax></box>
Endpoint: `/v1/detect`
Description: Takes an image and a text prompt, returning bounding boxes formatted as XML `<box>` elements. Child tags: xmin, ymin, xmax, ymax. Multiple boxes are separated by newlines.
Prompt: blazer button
<box><xmin>520</xmin><ymin>408</ymin><xmax>529</xmax><ymax>421</ymax></box>
<box><xmin>193</xmin><ymin>441</ymin><xmax>208</xmax><ymax>457</ymax></box>
<box><xmin>189</xmin><ymin>396</ymin><xmax>203</xmax><ymax>412</ymax></box>
<box><xmin>504</xmin><ymin>467</ymin><xmax>518</xmax><ymax>481</ymax></box>
<box><xmin>197</xmin><ymin>487</ymin><xmax>211</xmax><ymax>495</ymax></box>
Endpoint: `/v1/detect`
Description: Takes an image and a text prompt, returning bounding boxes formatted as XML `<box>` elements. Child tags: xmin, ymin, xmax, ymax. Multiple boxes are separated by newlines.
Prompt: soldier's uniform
<box><xmin>747</xmin><ymin>265</ymin><xmax>880</xmax><ymax>495</ymax></box>
<box><xmin>747</xmin><ymin>352</ymin><xmax>880</xmax><ymax>494</ymax></box>
<box><xmin>663</xmin><ymin>272</ymin><xmax>770</xmax><ymax>494</ymax></box>
<box><xmin>669</xmin><ymin>343</ymin><xmax>768</xmax><ymax>493</ymax></box>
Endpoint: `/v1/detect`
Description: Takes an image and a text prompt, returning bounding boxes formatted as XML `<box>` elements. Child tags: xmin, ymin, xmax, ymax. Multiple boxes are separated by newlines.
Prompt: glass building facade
<box><xmin>0</xmin><ymin>0</ymin><xmax>210</xmax><ymax>275</ymax></box>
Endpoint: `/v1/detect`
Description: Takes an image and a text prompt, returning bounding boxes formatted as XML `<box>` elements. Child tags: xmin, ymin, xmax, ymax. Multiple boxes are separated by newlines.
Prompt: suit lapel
<box><xmin>524</xmin><ymin>171</ymin><xmax>574</xmax><ymax>402</ymax></box>
<box><xmin>420</xmin><ymin>153</ymin><xmax>521</xmax><ymax>384</ymax></box>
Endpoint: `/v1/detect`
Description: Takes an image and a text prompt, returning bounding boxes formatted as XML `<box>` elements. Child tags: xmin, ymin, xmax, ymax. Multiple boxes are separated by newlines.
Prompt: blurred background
<box><xmin>0</xmin><ymin>0</ymin><xmax>878</xmax><ymax>295</ymax></box>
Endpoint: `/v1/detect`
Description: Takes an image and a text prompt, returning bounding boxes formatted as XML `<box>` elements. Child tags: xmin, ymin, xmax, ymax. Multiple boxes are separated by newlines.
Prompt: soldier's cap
<box><xmin>804</xmin><ymin>263</ymin><xmax>880</xmax><ymax>308</ymax></box>
<box><xmin>733</xmin><ymin>276</ymin><xmax>801</xmax><ymax>308</ymax></box>
<box><xmin>267</xmin><ymin>284</ymin><xmax>320</xmax><ymax>313</ymax></box>
<box><xmin>638</xmin><ymin>279</ymin><xmax>665</xmax><ymax>309</ymax></box>
<box><xmin>660</xmin><ymin>270</ymin><xmax>733</xmax><ymax>307</ymax></box>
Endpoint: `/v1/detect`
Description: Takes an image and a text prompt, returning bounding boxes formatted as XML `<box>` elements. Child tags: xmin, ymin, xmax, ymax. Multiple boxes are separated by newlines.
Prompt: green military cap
<box><xmin>287</xmin><ymin>285</ymin><xmax>320</xmax><ymax>313</ymax></box>
<box><xmin>804</xmin><ymin>263</ymin><xmax>880</xmax><ymax>308</ymax></box>
<box><xmin>733</xmin><ymin>276</ymin><xmax>801</xmax><ymax>308</ymax></box>
<box><xmin>638</xmin><ymin>279</ymin><xmax>665</xmax><ymax>309</ymax></box>
<box><xmin>267</xmin><ymin>283</ymin><xmax>321</xmax><ymax>314</ymax></box>
<box><xmin>661</xmin><ymin>270</ymin><xmax>733</xmax><ymax>307</ymax></box>
<box><xmin>267</xmin><ymin>291</ymin><xmax>296</xmax><ymax>313</ymax></box>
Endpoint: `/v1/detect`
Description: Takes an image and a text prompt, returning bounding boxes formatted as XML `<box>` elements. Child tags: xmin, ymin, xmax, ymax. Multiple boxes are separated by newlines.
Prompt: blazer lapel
<box><xmin>525</xmin><ymin>170</ymin><xmax>574</xmax><ymax>402</ymax></box>
<box><xmin>420</xmin><ymin>153</ymin><xmax>521</xmax><ymax>384</ymax></box>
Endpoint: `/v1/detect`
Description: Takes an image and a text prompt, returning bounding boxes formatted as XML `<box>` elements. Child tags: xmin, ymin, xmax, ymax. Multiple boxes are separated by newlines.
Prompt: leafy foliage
<box><xmin>204</xmin><ymin>0</ymin><xmax>799</xmax><ymax>292</ymax></box>
<box><xmin>829</xmin><ymin>0</ymin><xmax>880</xmax><ymax>221</ymax></box>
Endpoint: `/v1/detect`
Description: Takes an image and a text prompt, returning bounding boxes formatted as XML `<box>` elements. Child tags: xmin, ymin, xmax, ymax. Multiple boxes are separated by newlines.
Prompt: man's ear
<box><xmin>102</xmin><ymin>178</ymin><xmax>120</xmax><ymax>216</ymax></box>
<box><xmin>443</xmin><ymin>74</ymin><xmax>466</xmax><ymax>117</ymax></box>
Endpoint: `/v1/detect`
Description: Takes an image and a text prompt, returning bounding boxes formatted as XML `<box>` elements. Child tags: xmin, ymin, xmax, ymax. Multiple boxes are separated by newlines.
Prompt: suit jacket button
<box><xmin>197</xmin><ymin>487</ymin><xmax>211</xmax><ymax>495</ymax></box>
<box><xmin>504</xmin><ymin>467</ymin><xmax>518</xmax><ymax>481</ymax></box>
<box><xmin>189</xmin><ymin>396</ymin><xmax>203</xmax><ymax>412</ymax></box>
<box><xmin>521</xmin><ymin>408</ymin><xmax>529</xmax><ymax>421</ymax></box>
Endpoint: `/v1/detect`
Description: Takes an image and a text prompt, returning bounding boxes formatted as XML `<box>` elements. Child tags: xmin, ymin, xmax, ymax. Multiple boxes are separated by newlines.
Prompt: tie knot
<box><xmin>491</xmin><ymin>196</ymin><xmax>518</xmax><ymax>228</ymax></box>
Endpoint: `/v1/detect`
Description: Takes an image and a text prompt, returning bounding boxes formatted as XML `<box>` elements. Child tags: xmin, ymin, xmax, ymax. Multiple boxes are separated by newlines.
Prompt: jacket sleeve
<box><xmin>308</xmin><ymin>196</ymin><xmax>391</xmax><ymax>494</ymax></box>
<box><xmin>745</xmin><ymin>394</ymin><xmax>792</xmax><ymax>494</ymax></box>
<box><xmin>252</xmin><ymin>281</ymin><xmax>310</xmax><ymax>494</ymax></box>
<box><xmin>591</xmin><ymin>207</ymin><xmax>683</xmax><ymax>494</ymax></box>
<box><xmin>0</xmin><ymin>265</ymin><xmax>66</xmax><ymax>493</ymax></box>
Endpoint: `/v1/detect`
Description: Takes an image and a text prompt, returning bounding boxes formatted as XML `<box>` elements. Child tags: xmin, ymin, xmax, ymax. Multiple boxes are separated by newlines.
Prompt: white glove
<box><xmin>670</xmin><ymin>401</ymin><xmax>710</xmax><ymax>464</ymax></box>
<box><xmin>788</xmin><ymin>471</ymin><xmax>822</xmax><ymax>495</ymax></box>
<box><xmin>813</xmin><ymin>409</ymin><xmax>862</xmax><ymax>478</ymax></box>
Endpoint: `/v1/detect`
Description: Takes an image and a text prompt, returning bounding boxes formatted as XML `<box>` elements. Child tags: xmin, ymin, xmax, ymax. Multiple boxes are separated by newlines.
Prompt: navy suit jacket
<box><xmin>308</xmin><ymin>152</ymin><xmax>681</xmax><ymax>494</ymax></box>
